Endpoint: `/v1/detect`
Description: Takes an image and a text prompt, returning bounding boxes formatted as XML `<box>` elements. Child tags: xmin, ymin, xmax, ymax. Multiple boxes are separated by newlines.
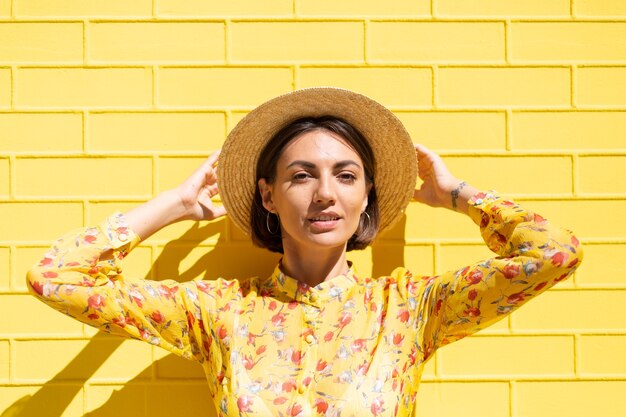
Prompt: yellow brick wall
<box><xmin>0</xmin><ymin>1</ymin><xmax>624</xmax><ymax>416</ymax></box>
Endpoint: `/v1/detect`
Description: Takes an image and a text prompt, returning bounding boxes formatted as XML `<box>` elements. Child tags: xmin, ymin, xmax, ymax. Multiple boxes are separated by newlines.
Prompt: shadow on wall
<box><xmin>2</xmin><ymin>217</ymin><xmax>406</xmax><ymax>417</ymax></box>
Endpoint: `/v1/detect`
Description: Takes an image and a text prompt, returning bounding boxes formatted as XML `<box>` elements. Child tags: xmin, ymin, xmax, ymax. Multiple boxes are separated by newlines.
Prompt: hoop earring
<box><xmin>266</xmin><ymin>212</ymin><xmax>279</xmax><ymax>235</ymax></box>
<box><xmin>361</xmin><ymin>211</ymin><xmax>371</xmax><ymax>229</ymax></box>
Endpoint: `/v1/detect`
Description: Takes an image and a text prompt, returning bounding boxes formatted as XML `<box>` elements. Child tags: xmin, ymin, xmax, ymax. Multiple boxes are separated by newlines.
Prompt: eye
<box><xmin>292</xmin><ymin>172</ymin><xmax>312</xmax><ymax>182</ymax></box>
<box><xmin>338</xmin><ymin>172</ymin><xmax>357</xmax><ymax>183</ymax></box>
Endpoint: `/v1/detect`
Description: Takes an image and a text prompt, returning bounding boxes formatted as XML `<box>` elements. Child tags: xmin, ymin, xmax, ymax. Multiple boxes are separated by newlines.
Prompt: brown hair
<box><xmin>251</xmin><ymin>116</ymin><xmax>380</xmax><ymax>253</ymax></box>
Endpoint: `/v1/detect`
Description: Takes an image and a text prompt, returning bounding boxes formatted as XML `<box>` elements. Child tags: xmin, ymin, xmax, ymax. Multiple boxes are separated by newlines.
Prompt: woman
<box><xmin>27</xmin><ymin>88</ymin><xmax>583</xmax><ymax>416</ymax></box>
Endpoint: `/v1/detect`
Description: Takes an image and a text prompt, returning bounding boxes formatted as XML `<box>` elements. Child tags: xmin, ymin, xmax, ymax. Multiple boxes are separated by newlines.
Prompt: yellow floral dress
<box><xmin>27</xmin><ymin>192</ymin><xmax>583</xmax><ymax>416</ymax></box>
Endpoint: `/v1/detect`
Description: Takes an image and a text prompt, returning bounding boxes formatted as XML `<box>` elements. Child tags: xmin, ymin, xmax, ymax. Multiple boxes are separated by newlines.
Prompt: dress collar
<box><xmin>266</xmin><ymin>261</ymin><xmax>360</xmax><ymax>306</ymax></box>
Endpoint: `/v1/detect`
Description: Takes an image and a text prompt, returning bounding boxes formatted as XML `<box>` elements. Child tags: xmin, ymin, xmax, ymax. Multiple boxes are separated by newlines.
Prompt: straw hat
<box><xmin>218</xmin><ymin>87</ymin><xmax>417</xmax><ymax>235</ymax></box>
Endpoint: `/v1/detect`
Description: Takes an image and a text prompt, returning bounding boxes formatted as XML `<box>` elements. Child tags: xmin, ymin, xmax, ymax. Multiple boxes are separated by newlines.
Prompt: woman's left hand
<box><xmin>412</xmin><ymin>144</ymin><xmax>473</xmax><ymax>211</ymax></box>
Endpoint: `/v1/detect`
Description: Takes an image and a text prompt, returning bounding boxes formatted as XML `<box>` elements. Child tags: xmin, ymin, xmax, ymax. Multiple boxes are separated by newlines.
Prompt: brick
<box><xmin>511</xmin><ymin>23</ymin><xmax>626</xmax><ymax>62</ymax></box>
<box><xmin>299</xmin><ymin>67</ymin><xmax>432</xmax><ymax>107</ymax></box>
<box><xmin>575</xmin><ymin>243</ymin><xmax>625</xmax><ymax>286</ymax></box>
<box><xmin>524</xmin><ymin>199</ymin><xmax>626</xmax><ymax>239</ymax></box>
<box><xmin>439</xmin><ymin>335</ymin><xmax>574</xmax><ymax>376</ymax></box>
<box><xmin>158</xmin><ymin>67</ymin><xmax>292</xmax><ymax>107</ymax></box>
<box><xmin>86</xmin><ymin>383</ymin><xmax>147</xmax><ymax>416</ymax></box>
<box><xmin>0</xmin><ymin>386</ymin><xmax>84</xmax><ymax>417</ymax></box>
<box><xmin>231</xmin><ymin>22</ymin><xmax>364</xmax><ymax>62</ymax></box>
<box><xmin>299</xmin><ymin>0</ymin><xmax>429</xmax><ymax>16</ymax></box>
<box><xmin>14</xmin><ymin>247</ymin><xmax>47</xmax><ymax>292</ymax></box>
<box><xmin>0</xmin><ymin>247</ymin><xmax>9</xmax><ymax>290</ymax></box>
<box><xmin>89</xmin><ymin>112</ymin><xmax>226</xmax><ymax>152</ymax></box>
<box><xmin>576</xmin><ymin>0</ymin><xmax>626</xmax><ymax>16</ymax></box>
<box><xmin>89</xmin><ymin>23</ymin><xmax>225</xmax><ymax>63</ymax></box>
<box><xmin>0</xmin><ymin>68</ymin><xmax>9</xmax><ymax>108</ymax></box>
<box><xmin>579</xmin><ymin>335</ymin><xmax>626</xmax><ymax>375</ymax></box>
<box><xmin>0</xmin><ymin>294</ymin><xmax>84</xmax><ymax>335</ymax></box>
<box><xmin>0</xmin><ymin>23</ymin><xmax>82</xmax><ymax>63</ymax></box>
<box><xmin>443</xmin><ymin>155</ymin><xmax>572</xmax><ymax>195</ymax></box>
<box><xmin>0</xmin><ymin>202</ymin><xmax>83</xmax><ymax>242</ymax></box>
<box><xmin>396</xmin><ymin>111</ymin><xmax>506</xmax><ymax>150</ymax></box>
<box><xmin>348</xmin><ymin>245</ymin><xmax>373</xmax><ymax>276</ymax></box>
<box><xmin>0</xmin><ymin>158</ymin><xmax>8</xmax><ymax>197</ymax></box>
<box><xmin>436</xmin><ymin>0</ymin><xmax>570</xmax><ymax>16</ymax></box>
<box><xmin>369</xmin><ymin>22</ymin><xmax>504</xmax><ymax>62</ymax></box>
<box><xmin>15</xmin><ymin>0</ymin><xmax>152</xmax><ymax>16</ymax></box>
<box><xmin>0</xmin><ymin>0</ymin><xmax>9</xmax><ymax>16</ymax></box>
<box><xmin>14</xmin><ymin>337</ymin><xmax>151</xmax><ymax>381</ymax></box>
<box><xmin>438</xmin><ymin>67</ymin><xmax>570</xmax><ymax>107</ymax></box>
<box><xmin>147</xmin><ymin>384</ymin><xmax>213</xmax><ymax>417</ymax></box>
<box><xmin>404</xmin><ymin>201</ymin><xmax>480</xmax><ymax>240</ymax></box>
<box><xmin>157</xmin><ymin>157</ymin><xmax>211</xmax><ymax>192</ymax></box>
<box><xmin>16</xmin><ymin>68</ymin><xmax>152</xmax><ymax>108</ymax></box>
<box><xmin>579</xmin><ymin>156</ymin><xmax>626</xmax><ymax>194</ymax></box>
<box><xmin>154</xmin><ymin>348</ymin><xmax>205</xmax><ymax>379</ymax></box>
<box><xmin>511</xmin><ymin>290</ymin><xmax>626</xmax><ymax>331</ymax></box>
<box><xmin>422</xmin><ymin>354</ymin><xmax>435</xmax><ymax>377</ymax></box>
<box><xmin>157</xmin><ymin>0</ymin><xmax>293</xmax><ymax>16</ymax></box>
<box><xmin>153</xmin><ymin>243</ymin><xmax>280</xmax><ymax>281</ymax></box>
<box><xmin>15</xmin><ymin>157</ymin><xmax>153</xmax><ymax>197</ymax></box>
<box><xmin>577</xmin><ymin>67</ymin><xmax>626</xmax><ymax>106</ymax></box>
<box><xmin>516</xmin><ymin>381</ymin><xmax>626</xmax><ymax>417</ymax></box>
<box><xmin>416</xmin><ymin>382</ymin><xmax>509</xmax><ymax>417</ymax></box>
<box><xmin>511</xmin><ymin>111</ymin><xmax>626</xmax><ymax>150</ymax></box>
<box><xmin>0</xmin><ymin>340</ymin><xmax>7</xmax><ymax>381</ymax></box>
<box><xmin>0</xmin><ymin>113</ymin><xmax>83</xmax><ymax>152</ymax></box>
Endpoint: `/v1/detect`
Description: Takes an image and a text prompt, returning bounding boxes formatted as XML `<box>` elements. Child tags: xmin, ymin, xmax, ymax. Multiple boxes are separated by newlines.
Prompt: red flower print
<box><xmin>551</xmin><ymin>251</ymin><xmax>568</xmax><ymax>267</ymax></box>
<box><xmin>534</xmin><ymin>213</ymin><xmax>548</xmax><ymax>225</ymax></box>
<box><xmin>87</xmin><ymin>294</ymin><xmax>106</xmax><ymax>309</ymax></box>
<box><xmin>534</xmin><ymin>281</ymin><xmax>547</xmax><ymax>291</ymax></box>
<box><xmin>393</xmin><ymin>333</ymin><xmax>405</xmax><ymax>346</ymax></box>
<box><xmin>409</xmin><ymin>345</ymin><xmax>418</xmax><ymax>365</ymax></box>
<box><xmin>112</xmin><ymin>315</ymin><xmax>128</xmax><ymax>328</ymax></box>
<box><xmin>39</xmin><ymin>257</ymin><xmax>53</xmax><ymax>267</ymax></box>
<box><xmin>269</xmin><ymin>300</ymin><xmax>277</xmax><ymax>310</ymax></box>
<box><xmin>291</xmin><ymin>350</ymin><xmax>303</xmax><ymax>365</ymax></box>
<box><xmin>554</xmin><ymin>273</ymin><xmax>569</xmax><ymax>282</ymax></box>
<box><xmin>274</xmin><ymin>397</ymin><xmax>288</xmax><ymax>405</ymax></box>
<box><xmin>338</xmin><ymin>311</ymin><xmax>352</xmax><ymax>329</ymax></box>
<box><xmin>242</xmin><ymin>354</ymin><xmax>256</xmax><ymax>370</ymax></box>
<box><xmin>356</xmin><ymin>360</ymin><xmax>369</xmax><ymax>376</ymax></box>
<box><xmin>316</xmin><ymin>359</ymin><xmax>331</xmax><ymax>374</ymax></box>
<box><xmin>282</xmin><ymin>379</ymin><xmax>297</xmax><ymax>392</ymax></box>
<box><xmin>567</xmin><ymin>258</ymin><xmax>579</xmax><ymax>268</ymax></box>
<box><xmin>463</xmin><ymin>307</ymin><xmax>481</xmax><ymax>318</ymax></box>
<box><xmin>351</xmin><ymin>338</ymin><xmax>367</xmax><ymax>352</ymax></box>
<box><xmin>288</xmin><ymin>300</ymin><xmax>298</xmax><ymax>309</ymax></box>
<box><xmin>371</xmin><ymin>396</ymin><xmax>384</xmax><ymax>416</ymax></box>
<box><xmin>30</xmin><ymin>280</ymin><xmax>43</xmax><ymax>296</ymax></box>
<box><xmin>185</xmin><ymin>311</ymin><xmax>195</xmax><ymax>327</ymax></box>
<box><xmin>435</xmin><ymin>299</ymin><xmax>443</xmax><ymax>316</ymax></box>
<box><xmin>364</xmin><ymin>288</ymin><xmax>373</xmax><ymax>303</ymax></box>
<box><xmin>150</xmin><ymin>310</ymin><xmax>165</xmax><ymax>324</ymax></box>
<box><xmin>571</xmin><ymin>235</ymin><xmax>580</xmax><ymax>247</ymax></box>
<box><xmin>83</xmin><ymin>234</ymin><xmax>97</xmax><ymax>244</ymax></box>
<box><xmin>196</xmin><ymin>280</ymin><xmax>211</xmax><ymax>294</ymax></box>
<box><xmin>271</xmin><ymin>312</ymin><xmax>286</xmax><ymax>326</ymax></box>
<box><xmin>247</xmin><ymin>332</ymin><xmax>257</xmax><ymax>345</ymax></box>
<box><xmin>237</xmin><ymin>395</ymin><xmax>254</xmax><ymax>412</ymax></box>
<box><xmin>502</xmin><ymin>264</ymin><xmax>520</xmax><ymax>279</ymax></box>
<box><xmin>507</xmin><ymin>291</ymin><xmax>528</xmax><ymax>305</ymax></box>
<box><xmin>314</xmin><ymin>398</ymin><xmax>329</xmax><ymax>414</ymax></box>
<box><xmin>303</xmin><ymin>376</ymin><xmax>312</xmax><ymax>386</ymax></box>
<box><xmin>256</xmin><ymin>345</ymin><xmax>267</xmax><ymax>355</ymax></box>
<box><xmin>396</xmin><ymin>309</ymin><xmax>409</xmax><ymax>323</ymax></box>
<box><xmin>42</xmin><ymin>271</ymin><xmax>58</xmax><ymax>279</ymax></box>
<box><xmin>468</xmin><ymin>289</ymin><xmax>478</xmax><ymax>301</ymax></box>
<box><xmin>480</xmin><ymin>212</ymin><xmax>489</xmax><ymax>228</ymax></box>
<box><xmin>287</xmin><ymin>403</ymin><xmax>303</xmax><ymax>417</ymax></box>
<box><xmin>465</xmin><ymin>268</ymin><xmax>483</xmax><ymax>285</ymax></box>
<box><xmin>158</xmin><ymin>285</ymin><xmax>178</xmax><ymax>300</ymax></box>
<box><xmin>217</xmin><ymin>325</ymin><xmax>228</xmax><ymax>340</ymax></box>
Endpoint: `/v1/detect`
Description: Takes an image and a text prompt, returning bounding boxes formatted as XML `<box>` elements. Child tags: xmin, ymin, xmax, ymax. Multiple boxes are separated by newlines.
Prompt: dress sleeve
<box><xmin>26</xmin><ymin>212</ymin><xmax>211</xmax><ymax>362</ymax></box>
<box><xmin>415</xmin><ymin>191</ymin><xmax>584</xmax><ymax>353</ymax></box>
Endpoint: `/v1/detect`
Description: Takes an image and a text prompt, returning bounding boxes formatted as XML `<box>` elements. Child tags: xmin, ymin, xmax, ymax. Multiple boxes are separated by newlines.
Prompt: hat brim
<box><xmin>218</xmin><ymin>87</ymin><xmax>417</xmax><ymax>237</ymax></box>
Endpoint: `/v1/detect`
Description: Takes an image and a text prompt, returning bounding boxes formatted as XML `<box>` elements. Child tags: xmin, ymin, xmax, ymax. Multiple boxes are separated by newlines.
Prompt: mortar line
<box><xmin>82</xmin><ymin>110</ymin><xmax>88</xmax><ymax>153</ymax></box>
<box><xmin>431</xmin><ymin>65</ymin><xmax>437</xmax><ymax>108</ymax></box>
<box><xmin>363</xmin><ymin>19</ymin><xmax>369</xmax><ymax>65</ymax></box>
<box><xmin>10</xmin><ymin>65</ymin><xmax>15</xmax><ymax>109</ymax></box>
<box><xmin>8</xmin><ymin>154</ymin><xmax>15</xmax><ymax>200</ymax></box>
<box><xmin>571</xmin><ymin>153</ymin><xmax>579</xmax><ymax>198</ymax></box>
<box><xmin>505</xmin><ymin>109</ymin><xmax>512</xmax><ymax>151</ymax></box>
<box><xmin>83</xmin><ymin>20</ymin><xmax>88</xmax><ymax>65</ymax></box>
<box><xmin>504</xmin><ymin>20</ymin><xmax>511</xmax><ymax>64</ymax></box>
<box><xmin>224</xmin><ymin>19</ymin><xmax>231</xmax><ymax>65</ymax></box>
<box><xmin>573</xmin><ymin>333</ymin><xmax>580</xmax><ymax>377</ymax></box>
<box><xmin>509</xmin><ymin>380</ymin><xmax>517</xmax><ymax>417</ymax></box>
<box><xmin>293</xmin><ymin>64</ymin><xmax>299</xmax><ymax>90</ymax></box>
<box><xmin>151</xmin><ymin>65</ymin><xmax>157</xmax><ymax>109</ymax></box>
<box><xmin>571</xmin><ymin>65</ymin><xmax>578</xmax><ymax>109</ymax></box>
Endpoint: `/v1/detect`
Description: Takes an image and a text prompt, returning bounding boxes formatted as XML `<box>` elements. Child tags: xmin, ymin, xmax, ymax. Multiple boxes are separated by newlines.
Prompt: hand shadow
<box><xmin>3</xmin><ymin>216</ymin><xmax>405</xmax><ymax>417</ymax></box>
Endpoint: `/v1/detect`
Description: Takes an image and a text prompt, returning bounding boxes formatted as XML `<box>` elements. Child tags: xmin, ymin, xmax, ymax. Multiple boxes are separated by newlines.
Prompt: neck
<box><xmin>281</xmin><ymin>243</ymin><xmax>350</xmax><ymax>287</ymax></box>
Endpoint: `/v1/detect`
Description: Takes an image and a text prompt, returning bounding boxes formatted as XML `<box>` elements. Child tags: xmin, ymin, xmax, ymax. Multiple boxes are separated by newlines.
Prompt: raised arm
<box><xmin>26</xmin><ymin>152</ymin><xmax>227</xmax><ymax>361</ymax></box>
<box><xmin>410</xmin><ymin>145</ymin><xmax>583</xmax><ymax>350</ymax></box>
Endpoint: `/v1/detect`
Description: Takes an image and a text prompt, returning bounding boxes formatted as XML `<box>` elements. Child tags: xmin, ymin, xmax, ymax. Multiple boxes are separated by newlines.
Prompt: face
<box><xmin>258</xmin><ymin>129</ymin><xmax>370</xmax><ymax>253</ymax></box>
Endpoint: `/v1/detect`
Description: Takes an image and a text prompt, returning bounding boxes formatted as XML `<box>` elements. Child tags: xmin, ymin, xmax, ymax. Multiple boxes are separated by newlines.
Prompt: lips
<box><xmin>308</xmin><ymin>212</ymin><xmax>341</xmax><ymax>222</ymax></box>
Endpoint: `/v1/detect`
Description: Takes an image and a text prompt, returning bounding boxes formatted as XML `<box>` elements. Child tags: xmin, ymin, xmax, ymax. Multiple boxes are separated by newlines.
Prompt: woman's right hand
<box><xmin>174</xmin><ymin>150</ymin><xmax>227</xmax><ymax>222</ymax></box>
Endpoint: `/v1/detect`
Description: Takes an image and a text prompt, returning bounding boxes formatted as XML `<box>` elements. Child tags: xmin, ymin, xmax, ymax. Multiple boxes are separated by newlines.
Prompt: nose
<box><xmin>314</xmin><ymin>175</ymin><xmax>336</xmax><ymax>204</ymax></box>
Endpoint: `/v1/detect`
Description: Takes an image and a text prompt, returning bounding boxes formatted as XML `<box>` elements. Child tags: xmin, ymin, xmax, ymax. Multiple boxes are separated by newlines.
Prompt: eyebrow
<box><xmin>286</xmin><ymin>160</ymin><xmax>363</xmax><ymax>170</ymax></box>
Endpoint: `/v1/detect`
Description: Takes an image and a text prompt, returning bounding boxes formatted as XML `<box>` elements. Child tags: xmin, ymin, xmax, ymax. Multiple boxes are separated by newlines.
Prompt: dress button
<box><xmin>309</xmin><ymin>293</ymin><xmax>318</xmax><ymax>303</ymax></box>
<box><xmin>298</xmin><ymin>385</ymin><xmax>305</xmax><ymax>394</ymax></box>
<box><xmin>305</xmin><ymin>334</ymin><xmax>315</xmax><ymax>344</ymax></box>
<box><xmin>119</xmin><ymin>233</ymin><xmax>128</xmax><ymax>242</ymax></box>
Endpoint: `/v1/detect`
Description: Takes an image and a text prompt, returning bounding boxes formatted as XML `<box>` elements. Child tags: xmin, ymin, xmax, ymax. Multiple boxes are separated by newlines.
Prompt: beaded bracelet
<box><xmin>451</xmin><ymin>181</ymin><xmax>467</xmax><ymax>211</ymax></box>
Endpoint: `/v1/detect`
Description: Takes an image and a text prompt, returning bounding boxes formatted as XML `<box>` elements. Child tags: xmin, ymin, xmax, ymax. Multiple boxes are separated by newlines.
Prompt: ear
<box><xmin>258</xmin><ymin>178</ymin><xmax>275</xmax><ymax>212</ymax></box>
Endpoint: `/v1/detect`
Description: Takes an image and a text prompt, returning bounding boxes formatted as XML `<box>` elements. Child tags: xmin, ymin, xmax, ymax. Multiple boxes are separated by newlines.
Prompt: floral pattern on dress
<box><xmin>27</xmin><ymin>192</ymin><xmax>583</xmax><ymax>417</ymax></box>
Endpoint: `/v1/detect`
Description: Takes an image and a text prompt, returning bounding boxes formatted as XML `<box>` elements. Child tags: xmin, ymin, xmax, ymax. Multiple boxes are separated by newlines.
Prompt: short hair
<box><xmin>251</xmin><ymin>116</ymin><xmax>380</xmax><ymax>253</ymax></box>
